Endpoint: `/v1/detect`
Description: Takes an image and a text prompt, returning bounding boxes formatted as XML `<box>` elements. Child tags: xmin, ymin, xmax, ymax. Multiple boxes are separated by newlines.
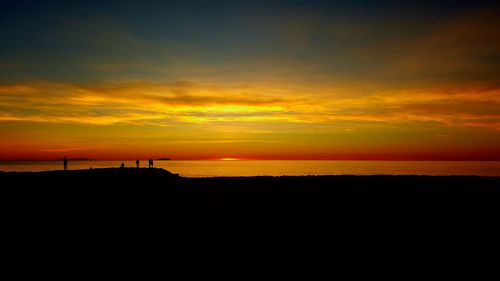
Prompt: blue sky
<box><xmin>2</xmin><ymin>0</ymin><xmax>498</xmax><ymax>83</ymax></box>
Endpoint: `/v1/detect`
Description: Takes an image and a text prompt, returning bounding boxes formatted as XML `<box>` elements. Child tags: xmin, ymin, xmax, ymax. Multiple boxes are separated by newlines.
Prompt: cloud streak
<box><xmin>0</xmin><ymin>80</ymin><xmax>499</xmax><ymax>130</ymax></box>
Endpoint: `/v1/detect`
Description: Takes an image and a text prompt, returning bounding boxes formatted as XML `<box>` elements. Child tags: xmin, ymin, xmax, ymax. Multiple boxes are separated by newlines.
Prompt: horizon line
<box><xmin>2</xmin><ymin>158</ymin><xmax>500</xmax><ymax>162</ymax></box>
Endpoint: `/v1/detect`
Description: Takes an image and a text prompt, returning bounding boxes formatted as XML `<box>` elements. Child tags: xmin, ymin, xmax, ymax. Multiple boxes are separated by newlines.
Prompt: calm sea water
<box><xmin>1</xmin><ymin>160</ymin><xmax>500</xmax><ymax>177</ymax></box>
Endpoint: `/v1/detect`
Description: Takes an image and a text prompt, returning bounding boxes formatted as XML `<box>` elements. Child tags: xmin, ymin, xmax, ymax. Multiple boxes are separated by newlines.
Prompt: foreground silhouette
<box><xmin>1</xmin><ymin>167</ymin><xmax>499</xmax><ymax>193</ymax></box>
<box><xmin>1</xmin><ymin>167</ymin><xmax>498</xmax><ymax>244</ymax></box>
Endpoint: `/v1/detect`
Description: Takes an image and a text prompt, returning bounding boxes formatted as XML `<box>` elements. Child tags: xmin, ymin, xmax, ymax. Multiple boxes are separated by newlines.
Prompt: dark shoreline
<box><xmin>2</xmin><ymin>167</ymin><xmax>499</xmax><ymax>194</ymax></box>
<box><xmin>2</xmin><ymin>168</ymin><xmax>499</xmax><ymax>235</ymax></box>
<box><xmin>2</xmin><ymin>167</ymin><xmax>499</xmax><ymax>182</ymax></box>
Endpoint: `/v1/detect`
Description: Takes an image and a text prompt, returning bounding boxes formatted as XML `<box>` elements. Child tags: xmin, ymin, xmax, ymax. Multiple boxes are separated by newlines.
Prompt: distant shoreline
<box><xmin>1</xmin><ymin>167</ymin><xmax>499</xmax><ymax>178</ymax></box>
<box><xmin>55</xmin><ymin>158</ymin><xmax>93</xmax><ymax>161</ymax></box>
<box><xmin>2</xmin><ymin>159</ymin><xmax>500</xmax><ymax>162</ymax></box>
<box><xmin>0</xmin><ymin>158</ymin><xmax>94</xmax><ymax>162</ymax></box>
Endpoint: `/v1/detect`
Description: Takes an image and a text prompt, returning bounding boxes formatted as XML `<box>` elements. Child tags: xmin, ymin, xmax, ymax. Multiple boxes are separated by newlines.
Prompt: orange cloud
<box><xmin>0</xmin><ymin>80</ymin><xmax>499</xmax><ymax>130</ymax></box>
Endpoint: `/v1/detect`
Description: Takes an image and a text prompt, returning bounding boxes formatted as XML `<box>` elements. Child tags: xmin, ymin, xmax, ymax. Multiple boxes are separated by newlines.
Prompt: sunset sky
<box><xmin>1</xmin><ymin>0</ymin><xmax>500</xmax><ymax>160</ymax></box>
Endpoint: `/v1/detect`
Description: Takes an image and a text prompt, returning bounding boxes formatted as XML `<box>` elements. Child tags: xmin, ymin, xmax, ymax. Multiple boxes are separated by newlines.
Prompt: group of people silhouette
<box><xmin>62</xmin><ymin>157</ymin><xmax>155</xmax><ymax>170</ymax></box>
<box><xmin>134</xmin><ymin>159</ymin><xmax>154</xmax><ymax>168</ymax></box>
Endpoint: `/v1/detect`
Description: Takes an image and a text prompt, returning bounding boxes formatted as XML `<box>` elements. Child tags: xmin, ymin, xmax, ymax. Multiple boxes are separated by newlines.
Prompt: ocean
<box><xmin>1</xmin><ymin>160</ymin><xmax>500</xmax><ymax>177</ymax></box>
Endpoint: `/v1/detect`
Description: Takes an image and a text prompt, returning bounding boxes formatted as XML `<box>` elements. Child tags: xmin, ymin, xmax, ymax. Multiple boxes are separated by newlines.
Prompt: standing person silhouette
<box><xmin>63</xmin><ymin>156</ymin><xmax>68</xmax><ymax>171</ymax></box>
<box><xmin>148</xmin><ymin>158</ymin><xmax>154</xmax><ymax>168</ymax></box>
<box><xmin>136</xmin><ymin>160</ymin><xmax>140</xmax><ymax>168</ymax></box>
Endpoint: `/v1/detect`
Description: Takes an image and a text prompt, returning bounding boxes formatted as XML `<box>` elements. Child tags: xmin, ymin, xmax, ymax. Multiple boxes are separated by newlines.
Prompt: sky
<box><xmin>1</xmin><ymin>0</ymin><xmax>500</xmax><ymax>160</ymax></box>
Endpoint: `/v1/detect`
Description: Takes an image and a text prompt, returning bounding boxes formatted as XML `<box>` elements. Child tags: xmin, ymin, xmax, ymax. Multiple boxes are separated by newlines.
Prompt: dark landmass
<box><xmin>2</xmin><ymin>168</ymin><xmax>498</xmax><ymax>203</ymax></box>
<box><xmin>55</xmin><ymin>158</ymin><xmax>93</xmax><ymax>161</ymax></box>
<box><xmin>0</xmin><ymin>158</ymin><xmax>94</xmax><ymax>161</ymax></box>
<box><xmin>2</xmin><ymin>168</ymin><xmax>498</xmax><ymax>252</ymax></box>
<box><xmin>0</xmin><ymin>159</ymin><xmax>40</xmax><ymax>162</ymax></box>
<box><xmin>2</xmin><ymin>168</ymin><xmax>499</xmax><ymax>226</ymax></box>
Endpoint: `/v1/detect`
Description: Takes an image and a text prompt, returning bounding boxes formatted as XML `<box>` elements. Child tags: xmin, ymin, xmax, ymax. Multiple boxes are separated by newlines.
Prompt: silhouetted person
<box><xmin>148</xmin><ymin>159</ymin><xmax>154</xmax><ymax>168</ymax></box>
<box><xmin>63</xmin><ymin>156</ymin><xmax>68</xmax><ymax>171</ymax></box>
<box><xmin>120</xmin><ymin>162</ymin><xmax>125</xmax><ymax>168</ymax></box>
<box><xmin>136</xmin><ymin>160</ymin><xmax>140</xmax><ymax>168</ymax></box>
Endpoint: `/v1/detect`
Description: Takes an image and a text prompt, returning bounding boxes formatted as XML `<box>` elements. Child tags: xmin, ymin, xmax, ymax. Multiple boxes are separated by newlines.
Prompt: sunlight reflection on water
<box><xmin>1</xmin><ymin>160</ymin><xmax>500</xmax><ymax>177</ymax></box>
